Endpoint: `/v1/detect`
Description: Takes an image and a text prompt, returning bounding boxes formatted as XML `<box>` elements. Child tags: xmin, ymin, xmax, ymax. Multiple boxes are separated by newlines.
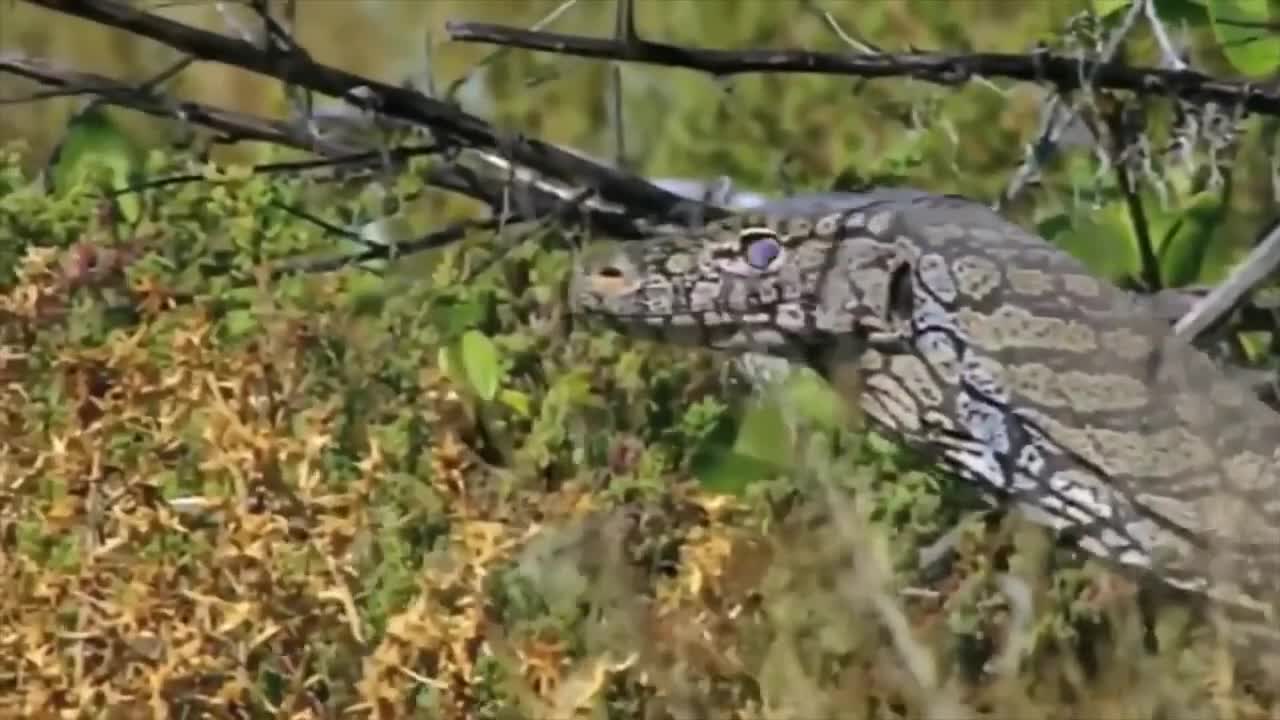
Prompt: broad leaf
<box><xmin>693</xmin><ymin>447</ymin><xmax>786</xmax><ymax>495</ymax></box>
<box><xmin>778</xmin><ymin>369</ymin><xmax>848</xmax><ymax>432</ymax></box>
<box><xmin>693</xmin><ymin>398</ymin><xmax>793</xmax><ymax>495</ymax></box>
<box><xmin>1207</xmin><ymin>0</ymin><xmax>1280</xmax><ymax>76</ymax></box>
<box><xmin>47</xmin><ymin>103</ymin><xmax>143</xmax><ymax>223</ymax></box>
<box><xmin>732</xmin><ymin>400</ymin><xmax>793</xmax><ymax>464</ymax></box>
<box><xmin>1094</xmin><ymin>0</ymin><xmax>1135</xmax><ymax>17</ymax></box>
<box><xmin>459</xmin><ymin>329</ymin><xmax>503</xmax><ymax>402</ymax></box>
<box><xmin>1156</xmin><ymin>190</ymin><xmax>1227</xmax><ymax>287</ymax></box>
<box><xmin>1041</xmin><ymin>201</ymin><xmax>1142</xmax><ymax>282</ymax></box>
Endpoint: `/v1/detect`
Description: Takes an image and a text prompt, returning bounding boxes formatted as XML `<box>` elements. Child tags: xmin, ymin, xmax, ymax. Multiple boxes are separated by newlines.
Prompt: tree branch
<box><xmin>21</xmin><ymin>0</ymin><xmax>721</xmax><ymax>227</ymax></box>
<box><xmin>444</xmin><ymin>20</ymin><xmax>1280</xmax><ymax>118</ymax></box>
<box><xmin>1174</xmin><ymin>220</ymin><xmax>1280</xmax><ymax>341</ymax></box>
<box><xmin>0</xmin><ymin>54</ymin><xmax>329</xmax><ymax>150</ymax></box>
<box><xmin>267</xmin><ymin>218</ymin><xmax>498</xmax><ymax>278</ymax></box>
<box><xmin>0</xmin><ymin>50</ymin><xmax>683</xmax><ymax>239</ymax></box>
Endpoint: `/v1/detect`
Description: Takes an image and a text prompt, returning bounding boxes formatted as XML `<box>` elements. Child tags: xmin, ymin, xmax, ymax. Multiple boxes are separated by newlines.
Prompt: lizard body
<box><xmin>571</xmin><ymin>191</ymin><xmax>1280</xmax><ymax>656</ymax></box>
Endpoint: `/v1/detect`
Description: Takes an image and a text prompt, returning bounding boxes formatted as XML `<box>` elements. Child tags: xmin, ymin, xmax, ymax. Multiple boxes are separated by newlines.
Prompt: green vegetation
<box><xmin>2</xmin><ymin>0</ymin><xmax>1280</xmax><ymax>717</ymax></box>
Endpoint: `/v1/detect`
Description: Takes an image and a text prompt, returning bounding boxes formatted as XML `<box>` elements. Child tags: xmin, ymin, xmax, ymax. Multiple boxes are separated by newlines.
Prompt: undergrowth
<box><xmin>0</xmin><ymin>141</ymin><xmax>1274</xmax><ymax>719</ymax></box>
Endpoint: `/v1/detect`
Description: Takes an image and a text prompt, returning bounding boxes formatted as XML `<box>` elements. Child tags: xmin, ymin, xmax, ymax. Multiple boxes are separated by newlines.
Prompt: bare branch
<box><xmin>1107</xmin><ymin>102</ymin><xmax>1162</xmax><ymax>290</ymax></box>
<box><xmin>443</xmin><ymin>0</ymin><xmax>579</xmax><ymax>102</ymax></box>
<box><xmin>0</xmin><ymin>54</ymin><xmax>344</xmax><ymax>150</ymax></box>
<box><xmin>444</xmin><ymin>20</ymin><xmax>1280</xmax><ymax>117</ymax></box>
<box><xmin>109</xmin><ymin>145</ymin><xmax>441</xmax><ymax>198</ymax></box>
<box><xmin>0</xmin><ymin>49</ymin><xmax>667</xmax><ymax>241</ymax></box>
<box><xmin>608</xmin><ymin>0</ymin><xmax>634</xmax><ymax>169</ymax></box>
<box><xmin>803</xmin><ymin>1</ymin><xmax>881</xmax><ymax>55</ymax></box>
<box><xmin>1209</xmin><ymin>16</ymin><xmax>1280</xmax><ymax>32</ymax></box>
<box><xmin>267</xmin><ymin>219</ymin><xmax>491</xmax><ymax>277</ymax></box>
<box><xmin>23</xmin><ymin>0</ymin><xmax>713</xmax><ymax>227</ymax></box>
<box><xmin>1001</xmin><ymin>2</ymin><xmax>1144</xmax><ymax>206</ymax></box>
<box><xmin>1143</xmin><ymin>0</ymin><xmax>1189</xmax><ymax>71</ymax></box>
<box><xmin>1174</xmin><ymin>220</ymin><xmax>1280</xmax><ymax>340</ymax></box>
<box><xmin>272</xmin><ymin>183</ymin><xmax>598</xmax><ymax>279</ymax></box>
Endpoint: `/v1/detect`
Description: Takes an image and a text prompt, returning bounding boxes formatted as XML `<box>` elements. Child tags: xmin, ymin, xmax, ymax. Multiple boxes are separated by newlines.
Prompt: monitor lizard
<box><xmin>569</xmin><ymin>190</ymin><xmax>1280</xmax><ymax>666</ymax></box>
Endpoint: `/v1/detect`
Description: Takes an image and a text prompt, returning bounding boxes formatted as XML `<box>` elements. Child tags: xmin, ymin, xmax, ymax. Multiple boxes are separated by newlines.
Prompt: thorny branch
<box><xmin>0</xmin><ymin>57</ymin><xmax>637</xmax><ymax>296</ymax></box>
<box><xmin>0</xmin><ymin>55</ymin><xmax>342</xmax><ymax>152</ymax></box>
<box><xmin>444</xmin><ymin>20</ymin><xmax>1280</xmax><ymax>117</ymax></box>
<box><xmin>0</xmin><ymin>53</ymin><xmax>675</xmax><ymax>239</ymax></box>
<box><xmin>22</xmin><ymin>0</ymin><xmax>724</xmax><ymax>229</ymax></box>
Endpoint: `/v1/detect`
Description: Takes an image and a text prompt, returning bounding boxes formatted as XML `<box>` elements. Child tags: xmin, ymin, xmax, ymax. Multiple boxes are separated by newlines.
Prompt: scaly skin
<box><xmin>571</xmin><ymin>191</ymin><xmax>1280</xmax><ymax>660</ymax></box>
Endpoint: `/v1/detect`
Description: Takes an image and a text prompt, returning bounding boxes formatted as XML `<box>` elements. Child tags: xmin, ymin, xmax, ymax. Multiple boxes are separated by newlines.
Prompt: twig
<box><xmin>1002</xmin><ymin>1</ymin><xmax>1143</xmax><ymax>205</ymax></box>
<box><xmin>609</xmin><ymin>0</ymin><xmax>632</xmax><ymax>170</ymax></box>
<box><xmin>1096</xmin><ymin>0</ymin><xmax>1144</xmax><ymax>61</ymax></box>
<box><xmin>462</xmin><ymin>187</ymin><xmax>597</xmax><ymax>283</ymax></box>
<box><xmin>803</xmin><ymin>1</ymin><xmax>880</xmax><ymax>55</ymax></box>
<box><xmin>1174</xmin><ymin>220</ymin><xmax>1280</xmax><ymax>340</ymax></box>
<box><xmin>0</xmin><ymin>51</ymin><xmax>671</xmax><ymax>237</ymax></box>
<box><xmin>1143</xmin><ymin>0</ymin><xmax>1188</xmax><ymax>71</ymax></box>
<box><xmin>444</xmin><ymin>20</ymin><xmax>1280</xmax><ymax>117</ymax></box>
<box><xmin>20</xmin><ymin>0</ymin><xmax>709</xmax><ymax>227</ymax></box>
<box><xmin>109</xmin><ymin>145</ymin><xmax>443</xmax><ymax>197</ymax></box>
<box><xmin>268</xmin><ymin>218</ymin><xmax>498</xmax><ymax>278</ymax></box>
<box><xmin>136</xmin><ymin>54</ymin><xmax>195</xmax><ymax>93</ymax></box>
<box><xmin>269</xmin><ymin>201</ymin><xmax>361</xmax><ymax>242</ymax></box>
<box><xmin>1107</xmin><ymin>103</ymin><xmax>1162</xmax><ymax>291</ymax></box>
<box><xmin>0</xmin><ymin>54</ymin><xmax>347</xmax><ymax>151</ymax></box>
<box><xmin>443</xmin><ymin>0</ymin><xmax>579</xmax><ymax>102</ymax></box>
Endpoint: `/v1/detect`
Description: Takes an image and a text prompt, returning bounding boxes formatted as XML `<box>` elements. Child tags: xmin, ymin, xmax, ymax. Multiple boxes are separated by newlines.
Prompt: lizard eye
<box><xmin>741</xmin><ymin>229</ymin><xmax>782</xmax><ymax>271</ymax></box>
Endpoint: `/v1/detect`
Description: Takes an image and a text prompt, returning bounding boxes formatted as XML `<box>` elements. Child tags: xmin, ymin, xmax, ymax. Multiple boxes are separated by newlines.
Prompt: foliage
<box><xmin>3</xmin><ymin>1</ymin><xmax>1280</xmax><ymax>718</ymax></box>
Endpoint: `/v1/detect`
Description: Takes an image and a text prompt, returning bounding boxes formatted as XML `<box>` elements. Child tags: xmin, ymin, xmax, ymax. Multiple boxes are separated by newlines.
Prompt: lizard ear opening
<box><xmin>886</xmin><ymin>261</ymin><xmax>914</xmax><ymax>327</ymax></box>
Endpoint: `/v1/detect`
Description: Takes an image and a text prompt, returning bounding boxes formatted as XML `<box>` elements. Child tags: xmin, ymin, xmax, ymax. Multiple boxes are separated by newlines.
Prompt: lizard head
<box><xmin>570</xmin><ymin>212</ymin><xmax>849</xmax><ymax>354</ymax></box>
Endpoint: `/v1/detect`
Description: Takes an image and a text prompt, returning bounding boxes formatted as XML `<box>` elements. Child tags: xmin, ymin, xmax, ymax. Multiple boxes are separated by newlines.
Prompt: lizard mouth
<box><xmin>570</xmin><ymin>241</ymin><xmax>803</xmax><ymax>352</ymax></box>
<box><xmin>574</xmin><ymin>297</ymin><xmax>804</xmax><ymax>353</ymax></box>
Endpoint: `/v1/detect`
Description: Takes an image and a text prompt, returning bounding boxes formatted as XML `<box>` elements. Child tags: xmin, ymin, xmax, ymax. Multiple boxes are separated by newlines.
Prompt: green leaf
<box><xmin>690</xmin><ymin>397</ymin><xmax>794</xmax><ymax>495</ymax></box>
<box><xmin>1156</xmin><ymin>190</ymin><xmax>1227</xmax><ymax>287</ymax></box>
<box><xmin>1093</xmin><ymin>0</ymin><xmax>1135</xmax><ymax>17</ymax></box>
<box><xmin>497</xmin><ymin>389</ymin><xmax>531</xmax><ymax>418</ymax></box>
<box><xmin>777</xmin><ymin>369</ymin><xmax>847</xmax><ymax>432</ymax></box>
<box><xmin>47</xmin><ymin>103</ymin><xmax>143</xmax><ymax>223</ymax></box>
<box><xmin>732</xmin><ymin>400</ymin><xmax>793</xmax><ymax>464</ymax></box>
<box><xmin>359</xmin><ymin>216</ymin><xmax>415</xmax><ymax>252</ymax></box>
<box><xmin>432</xmin><ymin>294</ymin><xmax>492</xmax><ymax>339</ymax></box>
<box><xmin>221</xmin><ymin>309</ymin><xmax>259</xmax><ymax>340</ymax></box>
<box><xmin>1207</xmin><ymin>0</ymin><xmax>1280</xmax><ymax>76</ymax></box>
<box><xmin>693</xmin><ymin>446</ymin><xmax>784</xmax><ymax>495</ymax></box>
<box><xmin>344</xmin><ymin>272</ymin><xmax>388</xmax><ymax>317</ymax></box>
<box><xmin>459</xmin><ymin>330</ymin><xmax>503</xmax><ymax>402</ymax></box>
<box><xmin>1043</xmin><ymin>201</ymin><xmax>1141</xmax><ymax>282</ymax></box>
<box><xmin>1153</xmin><ymin>0</ymin><xmax>1212</xmax><ymax>23</ymax></box>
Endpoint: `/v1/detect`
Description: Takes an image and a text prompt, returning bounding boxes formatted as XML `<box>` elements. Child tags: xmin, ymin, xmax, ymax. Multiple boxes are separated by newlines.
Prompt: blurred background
<box><xmin>2</xmin><ymin>1</ymin><xmax>1096</xmax><ymax>187</ymax></box>
<box><xmin>6</xmin><ymin>0</ymin><xmax>1275</xmax><ymax>289</ymax></box>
